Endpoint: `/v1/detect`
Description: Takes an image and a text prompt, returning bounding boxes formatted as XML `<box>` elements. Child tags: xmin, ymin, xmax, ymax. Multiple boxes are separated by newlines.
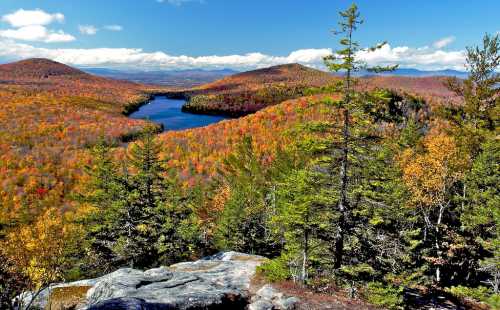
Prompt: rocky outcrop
<box><xmin>16</xmin><ymin>252</ymin><xmax>299</xmax><ymax>310</ymax></box>
<box><xmin>249</xmin><ymin>285</ymin><xmax>300</xmax><ymax>310</ymax></box>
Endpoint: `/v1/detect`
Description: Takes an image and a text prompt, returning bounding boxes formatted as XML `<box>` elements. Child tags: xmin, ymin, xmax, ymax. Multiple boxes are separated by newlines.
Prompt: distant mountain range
<box><xmin>356</xmin><ymin>68</ymin><xmax>468</xmax><ymax>78</ymax></box>
<box><xmin>82</xmin><ymin>67</ymin><xmax>238</xmax><ymax>87</ymax></box>
<box><xmin>82</xmin><ymin>66</ymin><xmax>468</xmax><ymax>87</ymax></box>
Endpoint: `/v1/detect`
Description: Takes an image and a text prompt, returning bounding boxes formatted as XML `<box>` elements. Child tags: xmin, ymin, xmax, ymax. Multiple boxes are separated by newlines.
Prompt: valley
<box><xmin>0</xmin><ymin>3</ymin><xmax>498</xmax><ymax>309</ymax></box>
<box><xmin>1</xmin><ymin>55</ymin><xmax>497</xmax><ymax>309</ymax></box>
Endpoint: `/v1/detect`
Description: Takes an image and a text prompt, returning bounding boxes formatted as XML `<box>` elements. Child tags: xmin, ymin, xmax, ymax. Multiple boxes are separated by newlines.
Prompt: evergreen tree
<box><xmin>214</xmin><ymin>136</ymin><xmax>276</xmax><ymax>255</ymax></box>
<box><xmin>271</xmin><ymin>167</ymin><xmax>333</xmax><ymax>283</ymax></box>
<box><xmin>462</xmin><ymin>139</ymin><xmax>499</xmax><ymax>293</ymax></box>
<box><xmin>258</xmin><ymin>4</ymin><xmax>407</xmax><ymax>287</ymax></box>
<box><xmin>154</xmin><ymin>177</ymin><xmax>202</xmax><ymax>266</ymax></box>
<box><xmin>124</xmin><ymin>129</ymin><xmax>201</xmax><ymax>267</ymax></box>
<box><xmin>82</xmin><ymin>139</ymin><xmax>123</xmax><ymax>210</ymax></box>
<box><xmin>82</xmin><ymin>129</ymin><xmax>200</xmax><ymax>271</ymax></box>
<box><xmin>322</xmin><ymin>3</ymin><xmax>397</xmax><ymax>269</ymax></box>
<box><xmin>116</xmin><ymin>128</ymin><xmax>167</xmax><ymax>268</ymax></box>
<box><xmin>445</xmin><ymin>33</ymin><xmax>499</xmax><ymax>156</ymax></box>
<box><xmin>80</xmin><ymin>139</ymin><xmax>125</xmax><ymax>274</ymax></box>
<box><xmin>454</xmin><ymin>34</ymin><xmax>499</xmax><ymax>292</ymax></box>
<box><xmin>432</xmin><ymin>33</ymin><xmax>500</xmax><ymax>289</ymax></box>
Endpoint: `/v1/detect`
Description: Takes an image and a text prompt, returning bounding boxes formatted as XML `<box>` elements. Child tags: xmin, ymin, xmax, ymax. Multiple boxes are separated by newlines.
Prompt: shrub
<box><xmin>340</xmin><ymin>263</ymin><xmax>375</xmax><ymax>281</ymax></box>
<box><xmin>257</xmin><ymin>257</ymin><xmax>290</xmax><ymax>282</ymax></box>
<box><xmin>446</xmin><ymin>285</ymin><xmax>498</xmax><ymax>307</ymax></box>
<box><xmin>365</xmin><ymin>282</ymin><xmax>404</xmax><ymax>310</ymax></box>
<box><xmin>485</xmin><ymin>294</ymin><xmax>500</xmax><ymax>309</ymax></box>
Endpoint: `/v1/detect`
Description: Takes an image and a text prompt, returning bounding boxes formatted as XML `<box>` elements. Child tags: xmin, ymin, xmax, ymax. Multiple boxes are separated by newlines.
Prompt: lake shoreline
<box><xmin>128</xmin><ymin>95</ymin><xmax>230</xmax><ymax>132</ymax></box>
<box><xmin>122</xmin><ymin>91</ymin><xmax>189</xmax><ymax>116</ymax></box>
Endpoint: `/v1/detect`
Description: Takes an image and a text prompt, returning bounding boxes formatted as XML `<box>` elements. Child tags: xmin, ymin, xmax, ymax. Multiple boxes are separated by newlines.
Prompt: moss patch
<box><xmin>46</xmin><ymin>285</ymin><xmax>92</xmax><ymax>310</ymax></box>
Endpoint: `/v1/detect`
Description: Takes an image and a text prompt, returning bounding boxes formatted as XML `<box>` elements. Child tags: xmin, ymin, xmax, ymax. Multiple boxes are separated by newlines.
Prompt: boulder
<box><xmin>15</xmin><ymin>252</ymin><xmax>298</xmax><ymax>310</ymax></box>
<box><xmin>248</xmin><ymin>285</ymin><xmax>299</xmax><ymax>310</ymax></box>
<box><xmin>248</xmin><ymin>299</ymin><xmax>275</xmax><ymax>310</ymax></box>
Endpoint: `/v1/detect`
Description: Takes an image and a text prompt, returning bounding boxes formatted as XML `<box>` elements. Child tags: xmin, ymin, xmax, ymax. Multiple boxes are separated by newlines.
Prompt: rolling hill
<box><xmin>182</xmin><ymin>63</ymin><xmax>338</xmax><ymax>115</ymax></box>
<box><xmin>180</xmin><ymin>63</ymin><xmax>457</xmax><ymax>115</ymax></box>
<box><xmin>83</xmin><ymin>65</ymin><xmax>468</xmax><ymax>89</ymax></box>
<box><xmin>0</xmin><ymin>58</ymin><xmax>165</xmax><ymax>227</ymax></box>
<box><xmin>360</xmin><ymin>75</ymin><xmax>458</xmax><ymax>105</ymax></box>
<box><xmin>0</xmin><ymin>58</ymin><xmax>163</xmax><ymax>111</ymax></box>
<box><xmin>0</xmin><ymin>58</ymin><xmax>87</xmax><ymax>79</ymax></box>
<box><xmin>195</xmin><ymin>63</ymin><xmax>336</xmax><ymax>92</ymax></box>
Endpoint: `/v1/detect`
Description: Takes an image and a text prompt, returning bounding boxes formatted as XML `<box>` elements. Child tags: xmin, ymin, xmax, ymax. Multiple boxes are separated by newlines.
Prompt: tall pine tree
<box><xmin>322</xmin><ymin>3</ymin><xmax>397</xmax><ymax>269</ymax></box>
<box><xmin>117</xmin><ymin>128</ymin><xmax>167</xmax><ymax>268</ymax></box>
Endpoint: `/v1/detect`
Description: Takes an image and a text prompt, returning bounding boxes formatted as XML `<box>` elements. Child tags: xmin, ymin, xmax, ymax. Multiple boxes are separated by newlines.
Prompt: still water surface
<box><xmin>129</xmin><ymin>96</ymin><xmax>228</xmax><ymax>131</ymax></box>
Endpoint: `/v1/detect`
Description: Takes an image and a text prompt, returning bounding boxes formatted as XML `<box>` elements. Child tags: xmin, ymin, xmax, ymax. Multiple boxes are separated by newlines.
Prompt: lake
<box><xmin>129</xmin><ymin>96</ymin><xmax>229</xmax><ymax>131</ymax></box>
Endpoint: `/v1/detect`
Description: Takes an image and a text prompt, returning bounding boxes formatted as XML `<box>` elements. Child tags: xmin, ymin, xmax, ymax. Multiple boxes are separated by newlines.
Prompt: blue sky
<box><xmin>0</xmin><ymin>0</ymin><xmax>498</xmax><ymax>70</ymax></box>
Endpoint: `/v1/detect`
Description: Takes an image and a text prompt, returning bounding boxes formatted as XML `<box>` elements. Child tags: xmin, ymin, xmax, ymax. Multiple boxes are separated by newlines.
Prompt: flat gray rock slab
<box><xmin>17</xmin><ymin>252</ymin><xmax>276</xmax><ymax>310</ymax></box>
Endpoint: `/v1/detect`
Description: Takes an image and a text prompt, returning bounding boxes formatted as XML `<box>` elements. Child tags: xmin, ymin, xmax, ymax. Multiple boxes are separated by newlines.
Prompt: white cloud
<box><xmin>104</xmin><ymin>25</ymin><xmax>123</xmax><ymax>31</ymax></box>
<box><xmin>0</xmin><ymin>39</ymin><xmax>466</xmax><ymax>71</ymax></box>
<box><xmin>286</xmin><ymin>49</ymin><xmax>332</xmax><ymax>63</ymax></box>
<box><xmin>0</xmin><ymin>26</ymin><xmax>75</xmax><ymax>43</ymax></box>
<box><xmin>0</xmin><ymin>9</ymin><xmax>74</xmax><ymax>43</ymax></box>
<box><xmin>1</xmin><ymin>9</ymin><xmax>64</xmax><ymax>27</ymax></box>
<box><xmin>0</xmin><ymin>41</ymin><xmax>331</xmax><ymax>70</ymax></box>
<box><xmin>79</xmin><ymin>25</ymin><xmax>98</xmax><ymax>35</ymax></box>
<box><xmin>356</xmin><ymin>43</ymin><xmax>465</xmax><ymax>71</ymax></box>
<box><xmin>432</xmin><ymin>36</ymin><xmax>455</xmax><ymax>49</ymax></box>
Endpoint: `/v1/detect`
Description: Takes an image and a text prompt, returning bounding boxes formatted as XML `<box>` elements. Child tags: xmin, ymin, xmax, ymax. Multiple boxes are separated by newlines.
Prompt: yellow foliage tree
<box><xmin>400</xmin><ymin>133</ymin><xmax>467</xmax><ymax>284</ymax></box>
<box><xmin>1</xmin><ymin>207</ymin><xmax>80</xmax><ymax>292</ymax></box>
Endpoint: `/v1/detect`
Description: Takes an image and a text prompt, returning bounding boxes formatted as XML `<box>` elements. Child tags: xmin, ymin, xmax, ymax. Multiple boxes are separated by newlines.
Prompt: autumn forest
<box><xmin>0</xmin><ymin>3</ymin><xmax>499</xmax><ymax>310</ymax></box>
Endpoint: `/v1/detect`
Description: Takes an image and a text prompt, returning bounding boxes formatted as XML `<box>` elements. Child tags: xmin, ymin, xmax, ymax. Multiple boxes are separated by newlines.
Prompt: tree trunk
<box><xmin>333</xmin><ymin>224</ymin><xmax>345</xmax><ymax>269</ymax></box>
<box><xmin>127</xmin><ymin>209</ymin><xmax>134</xmax><ymax>269</ymax></box>
<box><xmin>435</xmin><ymin>204</ymin><xmax>445</xmax><ymax>284</ymax></box>
<box><xmin>333</xmin><ymin>21</ymin><xmax>353</xmax><ymax>270</ymax></box>
<box><xmin>301</xmin><ymin>228</ymin><xmax>309</xmax><ymax>283</ymax></box>
<box><xmin>493</xmin><ymin>269</ymin><xmax>499</xmax><ymax>294</ymax></box>
<box><xmin>24</xmin><ymin>284</ymin><xmax>50</xmax><ymax>310</ymax></box>
<box><xmin>334</xmin><ymin>107</ymin><xmax>350</xmax><ymax>269</ymax></box>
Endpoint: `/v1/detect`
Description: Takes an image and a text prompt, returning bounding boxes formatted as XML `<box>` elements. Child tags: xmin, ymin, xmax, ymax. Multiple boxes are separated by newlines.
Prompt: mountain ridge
<box><xmin>0</xmin><ymin>58</ymin><xmax>468</xmax><ymax>86</ymax></box>
<box><xmin>196</xmin><ymin>63</ymin><xmax>335</xmax><ymax>91</ymax></box>
<box><xmin>357</xmin><ymin>67</ymin><xmax>468</xmax><ymax>78</ymax></box>
<box><xmin>81</xmin><ymin>67</ymin><xmax>238</xmax><ymax>87</ymax></box>
<box><xmin>0</xmin><ymin>58</ymin><xmax>89</xmax><ymax>80</ymax></box>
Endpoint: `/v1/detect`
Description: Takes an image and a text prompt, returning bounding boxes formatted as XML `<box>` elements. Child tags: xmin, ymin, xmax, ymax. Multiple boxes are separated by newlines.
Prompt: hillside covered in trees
<box><xmin>0</xmin><ymin>4</ymin><xmax>499</xmax><ymax>309</ymax></box>
<box><xmin>0</xmin><ymin>59</ymin><xmax>164</xmax><ymax>284</ymax></box>
<box><xmin>181</xmin><ymin>63</ymin><xmax>338</xmax><ymax>115</ymax></box>
<box><xmin>180</xmin><ymin>62</ymin><xmax>457</xmax><ymax>117</ymax></box>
